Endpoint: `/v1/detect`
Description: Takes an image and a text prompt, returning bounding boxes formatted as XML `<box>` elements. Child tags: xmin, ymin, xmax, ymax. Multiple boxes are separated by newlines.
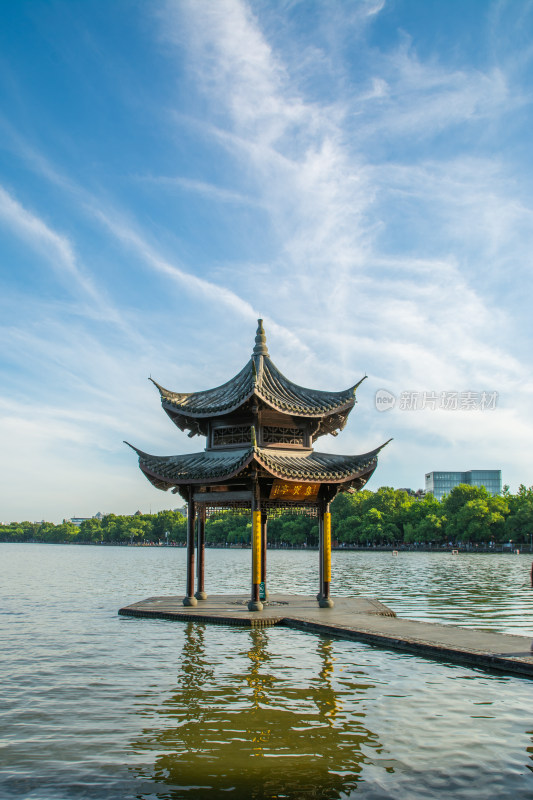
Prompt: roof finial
<box><xmin>253</xmin><ymin>318</ymin><xmax>269</xmax><ymax>357</ymax></box>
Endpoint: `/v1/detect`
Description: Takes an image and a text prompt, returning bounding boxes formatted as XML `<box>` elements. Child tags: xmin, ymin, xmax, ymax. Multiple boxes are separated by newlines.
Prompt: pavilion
<box><xmin>126</xmin><ymin>321</ymin><xmax>390</xmax><ymax>611</ymax></box>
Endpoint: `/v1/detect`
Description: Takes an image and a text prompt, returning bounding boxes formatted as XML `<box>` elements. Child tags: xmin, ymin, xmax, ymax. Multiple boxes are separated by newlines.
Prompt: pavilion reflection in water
<box><xmin>129</xmin><ymin>623</ymin><xmax>383</xmax><ymax>799</ymax></box>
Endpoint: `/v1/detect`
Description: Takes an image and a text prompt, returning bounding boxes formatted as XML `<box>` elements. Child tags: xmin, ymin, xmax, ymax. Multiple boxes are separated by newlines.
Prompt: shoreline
<box><xmin>2</xmin><ymin>540</ymin><xmax>532</xmax><ymax>554</ymax></box>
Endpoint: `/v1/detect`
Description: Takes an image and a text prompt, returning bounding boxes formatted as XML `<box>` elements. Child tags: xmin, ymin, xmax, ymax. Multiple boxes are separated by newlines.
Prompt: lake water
<box><xmin>1</xmin><ymin>544</ymin><xmax>533</xmax><ymax>799</ymax></box>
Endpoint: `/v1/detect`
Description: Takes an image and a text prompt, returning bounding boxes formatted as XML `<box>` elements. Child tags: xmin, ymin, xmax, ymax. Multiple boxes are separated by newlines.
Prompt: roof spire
<box><xmin>252</xmin><ymin>318</ymin><xmax>269</xmax><ymax>357</ymax></box>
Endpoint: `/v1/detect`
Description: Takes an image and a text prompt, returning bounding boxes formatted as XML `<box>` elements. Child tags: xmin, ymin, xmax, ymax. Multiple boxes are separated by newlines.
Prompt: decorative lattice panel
<box><xmin>263</xmin><ymin>501</ymin><xmax>319</xmax><ymax>518</ymax></box>
<box><xmin>262</xmin><ymin>426</ymin><xmax>304</xmax><ymax>445</ymax></box>
<box><xmin>204</xmin><ymin>504</ymin><xmax>251</xmax><ymax>518</ymax></box>
<box><xmin>201</xmin><ymin>501</ymin><xmax>319</xmax><ymax>518</ymax></box>
<box><xmin>212</xmin><ymin>426</ymin><xmax>251</xmax><ymax>446</ymax></box>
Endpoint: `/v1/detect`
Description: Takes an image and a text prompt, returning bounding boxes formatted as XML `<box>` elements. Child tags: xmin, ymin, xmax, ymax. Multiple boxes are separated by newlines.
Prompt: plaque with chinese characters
<box><xmin>269</xmin><ymin>480</ymin><xmax>320</xmax><ymax>501</ymax></box>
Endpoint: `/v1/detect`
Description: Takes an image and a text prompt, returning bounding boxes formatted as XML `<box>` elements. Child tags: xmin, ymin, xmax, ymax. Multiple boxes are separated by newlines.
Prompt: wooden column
<box><xmin>183</xmin><ymin>487</ymin><xmax>197</xmax><ymax>607</ymax></box>
<box><xmin>319</xmin><ymin>502</ymin><xmax>334</xmax><ymax>608</ymax></box>
<box><xmin>260</xmin><ymin>511</ymin><xmax>268</xmax><ymax>600</ymax></box>
<box><xmin>195</xmin><ymin>505</ymin><xmax>207</xmax><ymax>601</ymax></box>
<box><xmin>317</xmin><ymin>504</ymin><xmax>324</xmax><ymax>601</ymax></box>
<box><xmin>248</xmin><ymin>481</ymin><xmax>263</xmax><ymax>612</ymax></box>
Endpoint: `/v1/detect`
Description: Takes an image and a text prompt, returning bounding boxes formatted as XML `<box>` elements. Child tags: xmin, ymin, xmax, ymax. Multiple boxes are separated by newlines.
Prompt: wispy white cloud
<box><xmin>0</xmin><ymin>397</ymin><xmax>174</xmax><ymax>522</ymax></box>
<box><xmin>358</xmin><ymin>55</ymin><xmax>514</xmax><ymax>139</ymax></box>
<box><xmin>0</xmin><ymin>185</ymin><xmax>96</xmax><ymax>298</ymax></box>
<box><xmin>137</xmin><ymin>174</ymin><xmax>262</xmax><ymax>206</ymax></box>
<box><xmin>0</xmin><ymin>184</ymin><xmax>137</xmax><ymax>337</ymax></box>
<box><xmin>87</xmin><ymin>202</ymin><xmax>309</xmax><ymax>356</ymax></box>
<box><xmin>155</xmin><ymin>0</ymin><xmax>533</xmax><ymax>482</ymax></box>
<box><xmin>2</xmin><ymin>0</ymin><xmax>533</xmax><ymax>522</ymax></box>
<box><xmin>1</xmin><ymin>115</ymin><xmax>308</xmax><ymax>358</ymax></box>
<box><xmin>90</xmin><ymin>203</ymin><xmax>256</xmax><ymax>313</ymax></box>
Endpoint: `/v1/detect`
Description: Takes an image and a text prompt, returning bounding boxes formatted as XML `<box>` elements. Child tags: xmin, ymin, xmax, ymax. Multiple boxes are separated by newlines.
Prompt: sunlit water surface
<box><xmin>1</xmin><ymin>544</ymin><xmax>532</xmax><ymax>799</ymax></box>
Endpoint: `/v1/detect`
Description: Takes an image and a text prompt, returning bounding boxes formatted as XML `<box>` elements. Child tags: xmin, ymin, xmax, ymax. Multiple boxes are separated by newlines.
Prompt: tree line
<box><xmin>2</xmin><ymin>484</ymin><xmax>532</xmax><ymax>549</ymax></box>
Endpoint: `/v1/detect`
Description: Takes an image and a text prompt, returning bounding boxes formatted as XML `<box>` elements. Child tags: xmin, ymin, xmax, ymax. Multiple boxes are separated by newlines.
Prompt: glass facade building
<box><xmin>425</xmin><ymin>470</ymin><xmax>502</xmax><ymax>501</ymax></box>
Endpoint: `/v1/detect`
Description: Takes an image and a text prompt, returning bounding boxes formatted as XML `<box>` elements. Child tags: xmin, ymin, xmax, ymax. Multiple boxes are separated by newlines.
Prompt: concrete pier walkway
<box><xmin>118</xmin><ymin>594</ymin><xmax>533</xmax><ymax>679</ymax></box>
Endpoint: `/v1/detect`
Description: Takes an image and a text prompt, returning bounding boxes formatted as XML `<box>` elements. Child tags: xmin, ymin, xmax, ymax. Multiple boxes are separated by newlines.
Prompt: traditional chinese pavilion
<box><xmin>126</xmin><ymin>321</ymin><xmax>389</xmax><ymax>611</ymax></box>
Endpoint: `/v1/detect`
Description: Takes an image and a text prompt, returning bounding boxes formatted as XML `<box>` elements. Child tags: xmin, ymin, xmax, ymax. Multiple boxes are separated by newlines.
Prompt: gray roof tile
<box><xmin>124</xmin><ymin>442</ymin><xmax>390</xmax><ymax>489</ymax></box>
<box><xmin>152</xmin><ymin>357</ymin><xmax>362</xmax><ymax>418</ymax></box>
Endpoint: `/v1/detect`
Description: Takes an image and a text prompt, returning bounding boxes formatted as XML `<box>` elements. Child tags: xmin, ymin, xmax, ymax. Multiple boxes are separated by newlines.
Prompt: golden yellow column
<box><xmin>323</xmin><ymin>512</ymin><xmax>332</xmax><ymax>583</ymax></box>
<box><xmin>253</xmin><ymin>510</ymin><xmax>261</xmax><ymax>583</ymax></box>
<box><xmin>319</xmin><ymin>507</ymin><xmax>334</xmax><ymax>608</ymax></box>
<box><xmin>248</xmin><ymin>507</ymin><xmax>263</xmax><ymax>611</ymax></box>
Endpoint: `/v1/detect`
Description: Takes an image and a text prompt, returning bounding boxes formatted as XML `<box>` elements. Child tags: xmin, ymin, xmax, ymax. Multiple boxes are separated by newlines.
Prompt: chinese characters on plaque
<box><xmin>269</xmin><ymin>480</ymin><xmax>320</xmax><ymax>501</ymax></box>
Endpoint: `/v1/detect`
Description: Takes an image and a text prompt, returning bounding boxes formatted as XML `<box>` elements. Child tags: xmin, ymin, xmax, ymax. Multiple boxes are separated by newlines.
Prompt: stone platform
<box><xmin>118</xmin><ymin>594</ymin><xmax>533</xmax><ymax>679</ymax></box>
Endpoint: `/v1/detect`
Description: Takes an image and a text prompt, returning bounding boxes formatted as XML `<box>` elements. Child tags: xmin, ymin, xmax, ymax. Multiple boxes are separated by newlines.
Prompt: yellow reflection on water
<box><xmin>130</xmin><ymin>624</ymin><xmax>381</xmax><ymax>799</ymax></box>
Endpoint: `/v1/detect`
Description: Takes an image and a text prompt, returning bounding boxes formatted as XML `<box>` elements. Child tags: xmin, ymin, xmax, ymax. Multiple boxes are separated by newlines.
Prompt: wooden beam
<box><xmin>193</xmin><ymin>490</ymin><xmax>253</xmax><ymax>503</ymax></box>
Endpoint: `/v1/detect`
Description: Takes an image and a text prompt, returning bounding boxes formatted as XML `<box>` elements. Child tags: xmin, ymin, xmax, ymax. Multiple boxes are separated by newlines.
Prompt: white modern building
<box><xmin>425</xmin><ymin>470</ymin><xmax>502</xmax><ymax>501</ymax></box>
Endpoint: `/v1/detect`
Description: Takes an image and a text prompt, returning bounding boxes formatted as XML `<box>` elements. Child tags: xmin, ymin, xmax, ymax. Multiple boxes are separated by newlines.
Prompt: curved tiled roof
<box><xmin>254</xmin><ymin>446</ymin><xmax>383</xmax><ymax>483</ymax></box>
<box><xmin>152</xmin><ymin>356</ymin><xmax>362</xmax><ymax>419</ymax></box>
<box><xmin>258</xmin><ymin>358</ymin><xmax>359</xmax><ymax>416</ymax></box>
<box><xmin>126</xmin><ymin>444</ymin><xmax>253</xmax><ymax>487</ymax></box>
<box><xmin>125</xmin><ymin>441</ymin><xmax>390</xmax><ymax>489</ymax></box>
<box><xmin>150</xmin><ymin>322</ymin><xmax>366</xmax><ymax>441</ymax></box>
<box><xmin>152</xmin><ymin>361</ymin><xmax>254</xmax><ymax>417</ymax></box>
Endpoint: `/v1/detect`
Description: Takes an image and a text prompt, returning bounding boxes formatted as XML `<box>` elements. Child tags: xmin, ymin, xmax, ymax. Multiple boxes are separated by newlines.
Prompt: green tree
<box><xmin>39</xmin><ymin>521</ymin><xmax>77</xmax><ymax>543</ymax></box>
<box><xmin>504</xmin><ymin>485</ymin><xmax>533</xmax><ymax>544</ymax></box>
<box><xmin>358</xmin><ymin>508</ymin><xmax>399</xmax><ymax>545</ymax></box>
<box><xmin>442</xmin><ymin>484</ymin><xmax>489</xmax><ymax>516</ymax></box>
<box><xmin>77</xmin><ymin>517</ymin><xmax>103</xmax><ymax>542</ymax></box>
<box><xmin>446</xmin><ymin>493</ymin><xmax>508</xmax><ymax>544</ymax></box>
<box><xmin>412</xmin><ymin>513</ymin><xmax>446</xmax><ymax>544</ymax></box>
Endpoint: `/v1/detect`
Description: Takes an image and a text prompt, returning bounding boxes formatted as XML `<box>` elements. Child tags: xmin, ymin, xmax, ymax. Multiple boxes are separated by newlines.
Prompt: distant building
<box><xmin>425</xmin><ymin>470</ymin><xmax>502</xmax><ymax>501</ymax></box>
<box><xmin>398</xmin><ymin>488</ymin><xmax>426</xmax><ymax>499</ymax></box>
<box><xmin>70</xmin><ymin>512</ymin><xmax>106</xmax><ymax>525</ymax></box>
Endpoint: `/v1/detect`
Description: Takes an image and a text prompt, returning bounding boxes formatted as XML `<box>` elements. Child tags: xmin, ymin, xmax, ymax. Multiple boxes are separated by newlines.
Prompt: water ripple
<box><xmin>1</xmin><ymin>544</ymin><xmax>533</xmax><ymax>799</ymax></box>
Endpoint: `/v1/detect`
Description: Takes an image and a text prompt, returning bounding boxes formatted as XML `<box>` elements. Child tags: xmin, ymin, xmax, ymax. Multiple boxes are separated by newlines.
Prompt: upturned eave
<box><xmin>151</xmin><ymin>363</ymin><xmax>364</xmax><ymax>437</ymax></box>
<box><xmin>124</xmin><ymin>440</ymin><xmax>391</xmax><ymax>490</ymax></box>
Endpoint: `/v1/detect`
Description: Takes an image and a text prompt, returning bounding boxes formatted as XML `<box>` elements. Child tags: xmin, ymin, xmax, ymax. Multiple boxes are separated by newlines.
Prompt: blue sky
<box><xmin>1</xmin><ymin>0</ymin><xmax>532</xmax><ymax>522</ymax></box>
